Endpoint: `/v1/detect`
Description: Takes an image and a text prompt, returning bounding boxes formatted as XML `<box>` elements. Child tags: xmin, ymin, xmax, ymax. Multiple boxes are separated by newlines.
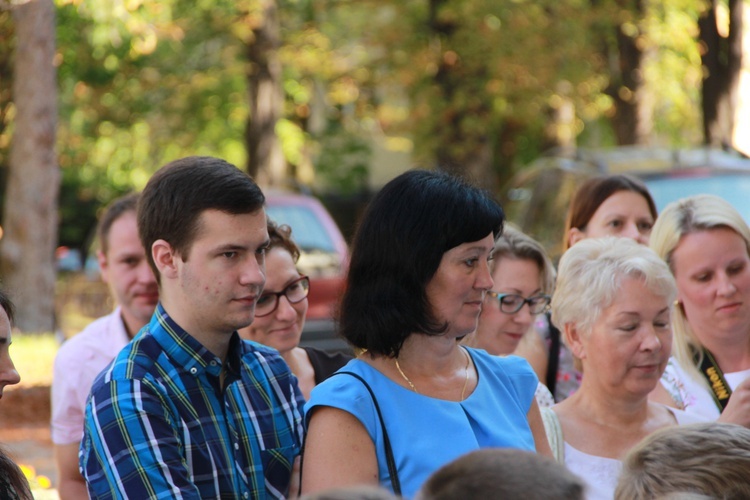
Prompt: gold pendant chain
<box><xmin>395</xmin><ymin>348</ymin><xmax>471</xmax><ymax>400</ymax></box>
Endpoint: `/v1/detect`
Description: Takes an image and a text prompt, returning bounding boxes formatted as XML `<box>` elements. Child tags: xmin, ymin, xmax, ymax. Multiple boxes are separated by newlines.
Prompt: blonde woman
<box><xmin>649</xmin><ymin>194</ymin><xmax>750</xmax><ymax>426</ymax></box>
<box><xmin>462</xmin><ymin>225</ymin><xmax>555</xmax><ymax>406</ymax></box>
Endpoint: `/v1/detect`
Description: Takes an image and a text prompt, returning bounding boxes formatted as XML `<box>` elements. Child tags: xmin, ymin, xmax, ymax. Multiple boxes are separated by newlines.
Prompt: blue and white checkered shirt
<box><xmin>80</xmin><ymin>304</ymin><xmax>305</xmax><ymax>499</ymax></box>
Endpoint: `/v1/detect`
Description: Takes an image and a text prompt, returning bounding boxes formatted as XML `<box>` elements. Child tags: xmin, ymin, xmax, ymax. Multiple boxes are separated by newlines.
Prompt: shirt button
<box><xmin>210</xmin><ymin>360</ymin><xmax>217</xmax><ymax>366</ymax></box>
<box><xmin>190</xmin><ymin>367</ymin><xmax>198</xmax><ymax>375</ymax></box>
<box><xmin>234</xmin><ymin>442</ymin><xmax>240</xmax><ymax>450</ymax></box>
<box><xmin>243</xmin><ymin>493</ymin><xmax>249</xmax><ymax>499</ymax></box>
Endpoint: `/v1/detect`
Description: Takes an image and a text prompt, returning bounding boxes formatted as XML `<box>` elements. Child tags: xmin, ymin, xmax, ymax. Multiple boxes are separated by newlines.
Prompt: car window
<box><xmin>645</xmin><ymin>174</ymin><xmax>750</xmax><ymax>223</ymax></box>
<box><xmin>266</xmin><ymin>205</ymin><xmax>336</xmax><ymax>253</ymax></box>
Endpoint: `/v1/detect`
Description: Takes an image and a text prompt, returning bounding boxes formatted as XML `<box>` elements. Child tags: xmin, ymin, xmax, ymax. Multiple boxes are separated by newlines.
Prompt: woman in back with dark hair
<box><xmin>564</xmin><ymin>173</ymin><xmax>657</xmax><ymax>249</ymax></box>
<box><xmin>0</xmin><ymin>290</ymin><xmax>33</xmax><ymax>500</ymax></box>
<box><xmin>239</xmin><ymin>219</ymin><xmax>351</xmax><ymax>399</ymax></box>
<box><xmin>301</xmin><ymin>169</ymin><xmax>551</xmax><ymax>498</ymax></box>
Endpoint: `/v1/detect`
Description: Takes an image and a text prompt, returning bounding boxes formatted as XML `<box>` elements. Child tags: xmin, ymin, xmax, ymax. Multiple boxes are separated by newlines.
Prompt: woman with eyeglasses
<box><xmin>462</xmin><ymin>226</ymin><xmax>555</xmax><ymax>407</ymax></box>
<box><xmin>239</xmin><ymin>219</ymin><xmax>351</xmax><ymax>400</ymax></box>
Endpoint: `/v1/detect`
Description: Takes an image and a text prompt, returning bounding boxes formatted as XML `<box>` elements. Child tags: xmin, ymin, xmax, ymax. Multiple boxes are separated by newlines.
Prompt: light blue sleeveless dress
<box><xmin>304</xmin><ymin>348</ymin><xmax>538</xmax><ymax>498</ymax></box>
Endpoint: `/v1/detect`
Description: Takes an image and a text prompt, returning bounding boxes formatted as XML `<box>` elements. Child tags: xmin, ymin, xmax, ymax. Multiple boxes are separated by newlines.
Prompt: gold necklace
<box><xmin>395</xmin><ymin>348</ymin><xmax>471</xmax><ymax>400</ymax></box>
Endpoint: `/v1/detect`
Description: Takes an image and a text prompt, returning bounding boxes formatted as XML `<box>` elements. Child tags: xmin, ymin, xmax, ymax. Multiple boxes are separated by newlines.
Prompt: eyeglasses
<box><xmin>486</xmin><ymin>291</ymin><xmax>551</xmax><ymax>315</ymax></box>
<box><xmin>255</xmin><ymin>276</ymin><xmax>310</xmax><ymax>318</ymax></box>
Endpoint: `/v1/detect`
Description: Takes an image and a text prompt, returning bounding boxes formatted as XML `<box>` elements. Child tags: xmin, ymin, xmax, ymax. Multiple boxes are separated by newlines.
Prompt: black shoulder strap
<box><xmin>333</xmin><ymin>371</ymin><xmax>402</xmax><ymax>495</ymax></box>
<box><xmin>545</xmin><ymin>313</ymin><xmax>560</xmax><ymax>399</ymax></box>
<box><xmin>697</xmin><ymin>348</ymin><xmax>732</xmax><ymax>411</ymax></box>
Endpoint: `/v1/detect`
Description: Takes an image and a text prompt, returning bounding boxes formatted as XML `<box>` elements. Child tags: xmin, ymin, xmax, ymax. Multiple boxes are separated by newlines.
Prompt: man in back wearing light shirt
<box><xmin>51</xmin><ymin>193</ymin><xmax>159</xmax><ymax>499</ymax></box>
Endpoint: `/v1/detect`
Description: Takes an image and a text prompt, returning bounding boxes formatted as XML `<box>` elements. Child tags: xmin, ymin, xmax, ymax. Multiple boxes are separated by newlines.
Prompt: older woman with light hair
<box><xmin>541</xmin><ymin>237</ymin><xmax>706</xmax><ymax>500</ymax></box>
<box><xmin>649</xmin><ymin>194</ymin><xmax>750</xmax><ymax>426</ymax></box>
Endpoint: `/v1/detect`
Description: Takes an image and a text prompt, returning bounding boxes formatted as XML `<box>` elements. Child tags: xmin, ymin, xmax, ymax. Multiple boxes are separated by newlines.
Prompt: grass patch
<box><xmin>10</xmin><ymin>332</ymin><xmax>58</xmax><ymax>388</ymax></box>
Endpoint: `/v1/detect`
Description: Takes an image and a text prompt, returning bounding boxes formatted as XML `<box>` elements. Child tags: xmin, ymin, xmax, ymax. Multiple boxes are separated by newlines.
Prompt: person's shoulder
<box><xmin>96</xmin><ymin>325</ymin><xmax>162</xmax><ymax>384</ymax></box>
<box><xmin>302</xmin><ymin>346</ymin><xmax>354</xmax><ymax>380</ymax></box>
<box><xmin>239</xmin><ymin>339</ymin><xmax>297</xmax><ymax>377</ymax></box>
<box><xmin>242</xmin><ymin>339</ymin><xmax>280</xmax><ymax>357</ymax></box>
<box><xmin>307</xmin><ymin>359</ymin><xmax>365</xmax><ymax>393</ymax></box>
<box><xmin>470</xmin><ymin>348</ymin><xmax>535</xmax><ymax>375</ymax></box>
<box><xmin>54</xmin><ymin>310</ymin><xmax>122</xmax><ymax>362</ymax></box>
<box><xmin>241</xmin><ymin>339</ymin><xmax>286</xmax><ymax>365</ymax></box>
<box><xmin>304</xmin><ymin>360</ymin><xmax>372</xmax><ymax>417</ymax></box>
<box><xmin>304</xmin><ymin>346</ymin><xmax>353</xmax><ymax>362</ymax></box>
<box><xmin>665</xmin><ymin>405</ymin><xmax>713</xmax><ymax>425</ymax></box>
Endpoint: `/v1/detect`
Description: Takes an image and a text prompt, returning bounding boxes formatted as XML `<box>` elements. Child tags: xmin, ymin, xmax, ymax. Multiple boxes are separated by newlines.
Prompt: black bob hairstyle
<box><xmin>339</xmin><ymin>169</ymin><xmax>504</xmax><ymax>357</ymax></box>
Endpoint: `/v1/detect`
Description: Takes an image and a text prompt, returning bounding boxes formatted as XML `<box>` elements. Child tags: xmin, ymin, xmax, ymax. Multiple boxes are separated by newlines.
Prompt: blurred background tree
<box><xmin>0</xmin><ymin>0</ymin><xmax>745</xmax><ymax>331</ymax></box>
<box><xmin>0</xmin><ymin>0</ymin><xmax>58</xmax><ymax>333</ymax></box>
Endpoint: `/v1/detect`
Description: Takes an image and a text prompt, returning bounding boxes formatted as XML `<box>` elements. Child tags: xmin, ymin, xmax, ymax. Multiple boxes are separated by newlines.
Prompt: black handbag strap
<box><xmin>545</xmin><ymin>313</ymin><xmax>560</xmax><ymax>399</ymax></box>
<box><xmin>333</xmin><ymin>370</ymin><xmax>402</xmax><ymax>495</ymax></box>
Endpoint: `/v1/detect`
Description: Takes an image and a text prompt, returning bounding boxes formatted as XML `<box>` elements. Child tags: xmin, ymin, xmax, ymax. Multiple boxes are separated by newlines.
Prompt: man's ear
<box><xmin>152</xmin><ymin>239</ymin><xmax>179</xmax><ymax>280</ymax></box>
<box><xmin>97</xmin><ymin>250</ymin><xmax>110</xmax><ymax>284</ymax></box>
<box><xmin>563</xmin><ymin>322</ymin><xmax>586</xmax><ymax>362</ymax></box>
<box><xmin>567</xmin><ymin>227</ymin><xmax>586</xmax><ymax>247</ymax></box>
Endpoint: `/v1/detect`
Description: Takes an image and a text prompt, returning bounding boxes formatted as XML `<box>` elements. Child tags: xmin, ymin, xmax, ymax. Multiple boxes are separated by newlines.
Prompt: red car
<box><xmin>265</xmin><ymin>192</ymin><xmax>350</xmax><ymax>352</ymax></box>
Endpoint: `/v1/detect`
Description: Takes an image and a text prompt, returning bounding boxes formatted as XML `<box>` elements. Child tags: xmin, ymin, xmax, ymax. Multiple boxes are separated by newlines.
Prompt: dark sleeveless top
<box><xmin>302</xmin><ymin>346</ymin><xmax>352</xmax><ymax>384</ymax></box>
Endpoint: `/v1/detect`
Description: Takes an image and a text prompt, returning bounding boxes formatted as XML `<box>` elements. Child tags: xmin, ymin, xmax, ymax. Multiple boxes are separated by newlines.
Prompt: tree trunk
<box><xmin>605</xmin><ymin>0</ymin><xmax>654</xmax><ymax>145</ymax></box>
<box><xmin>1</xmin><ymin>0</ymin><xmax>59</xmax><ymax>333</ymax></box>
<box><xmin>428</xmin><ymin>0</ymin><xmax>497</xmax><ymax>189</ymax></box>
<box><xmin>245</xmin><ymin>0</ymin><xmax>286</xmax><ymax>187</ymax></box>
<box><xmin>0</xmin><ymin>10</ymin><xmax>13</xmax><ymax>174</ymax></box>
<box><xmin>700</xmin><ymin>0</ymin><xmax>743</xmax><ymax>147</ymax></box>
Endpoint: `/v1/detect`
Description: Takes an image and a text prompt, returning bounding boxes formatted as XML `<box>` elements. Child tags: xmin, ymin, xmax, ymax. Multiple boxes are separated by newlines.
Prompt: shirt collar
<box><xmin>148</xmin><ymin>303</ymin><xmax>231</xmax><ymax>378</ymax></box>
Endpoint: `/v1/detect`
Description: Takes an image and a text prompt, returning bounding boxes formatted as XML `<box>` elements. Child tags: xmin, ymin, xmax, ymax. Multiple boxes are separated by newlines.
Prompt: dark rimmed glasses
<box><xmin>255</xmin><ymin>276</ymin><xmax>310</xmax><ymax>317</ymax></box>
<box><xmin>486</xmin><ymin>291</ymin><xmax>551</xmax><ymax>315</ymax></box>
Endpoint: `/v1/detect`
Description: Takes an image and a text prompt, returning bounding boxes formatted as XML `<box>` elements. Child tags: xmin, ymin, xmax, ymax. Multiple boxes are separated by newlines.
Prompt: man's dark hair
<box><xmin>97</xmin><ymin>193</ymin><xmax>139</xmax><ymax>256</ymax></box>
<box><xmin>339</xmin><ymin>169</ymin><xmax>504</xmax><ymax>357</ymax></box>
<box><xmin>137</xmin><ymin>156</ymin><xmax>265</xmax><ymax>278</ymax></box>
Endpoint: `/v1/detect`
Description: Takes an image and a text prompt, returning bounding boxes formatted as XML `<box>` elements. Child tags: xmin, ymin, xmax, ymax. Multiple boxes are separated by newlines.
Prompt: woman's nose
<box><xmin>275</xmin><ymin>295</ymin><xmax>298</xmax><ymax>320</ymax></box>
<box><xmin>716</xmin><ymin>272</ymin><xmax>738</xmax><ymax>296</ymax></box>
<box><xmin>476</xmin><ymin>260</ymin><xmax>494</xmax><ymax>291</ymax></box>
<box><xmin>0</xmin><ymin>355</ymin><xmax>21</xmax><ymax>389</ymax></box>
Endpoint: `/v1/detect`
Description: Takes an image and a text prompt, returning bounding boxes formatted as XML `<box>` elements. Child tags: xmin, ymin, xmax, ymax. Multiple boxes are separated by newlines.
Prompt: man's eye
<box><xmin>223</xmin><ymin>252</ymin><xmax>237</xmax><ymax>259</ymax></box>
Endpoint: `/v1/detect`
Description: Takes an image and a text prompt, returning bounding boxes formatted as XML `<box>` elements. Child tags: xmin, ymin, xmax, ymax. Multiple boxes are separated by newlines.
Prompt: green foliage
<box><xmin>41</xmin><ymin>0</ymin><xmax>716</xmax><ymax>251</ymax></box>
<box><xmin>55</xmin><ymin>0</ymin><xmax>248</xmax><ymax>250</ymax></box>
<box><xmin>312</xmin><ymin>120</ymin><xmax>371</xmax><ymax>194</ymax></box>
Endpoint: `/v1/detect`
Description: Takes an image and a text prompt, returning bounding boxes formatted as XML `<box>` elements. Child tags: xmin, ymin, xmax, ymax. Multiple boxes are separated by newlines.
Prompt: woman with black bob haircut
<box><xmin>301</xmin><ymin>169</ymin><xmax>552</xmax><ymax>498</ymax></box>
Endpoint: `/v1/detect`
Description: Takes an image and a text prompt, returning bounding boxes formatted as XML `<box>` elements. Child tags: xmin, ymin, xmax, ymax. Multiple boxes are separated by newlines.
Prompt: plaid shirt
<box><xmin>80</xmin><ymin>304</ymin><xmax>305</xmax><ymax>499</ymax></box>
